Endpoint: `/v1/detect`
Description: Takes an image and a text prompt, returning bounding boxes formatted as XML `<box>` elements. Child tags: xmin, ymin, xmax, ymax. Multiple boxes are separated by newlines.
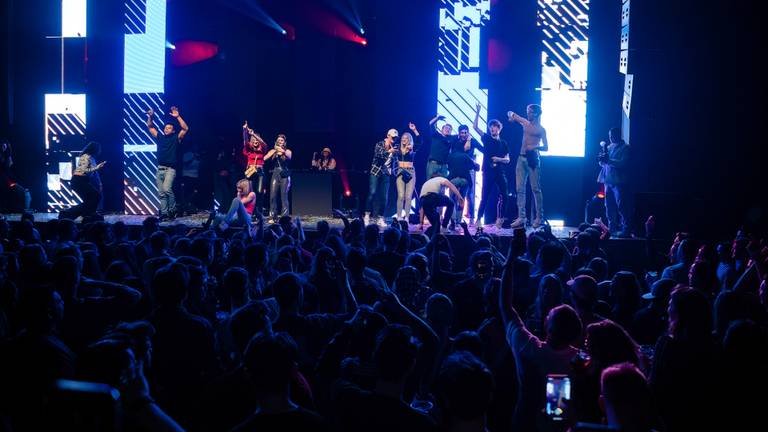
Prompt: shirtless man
<box><xmin>507</xmin><ymin>104</ymin><xmax>548</xmax><ymax>228</ymax></box>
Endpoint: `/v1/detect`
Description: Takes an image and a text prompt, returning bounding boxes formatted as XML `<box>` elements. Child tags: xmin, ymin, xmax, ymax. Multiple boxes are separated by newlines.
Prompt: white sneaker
<box><xmin>364</xmin><ymin>212</ymin><xmax>370</xmax><ymax>225</ymax></box>
<box><xmin>510</xmin><ymin>218</ymin><xmax>526</xmax><ymax>228</ymax></box>
<box><xmin>532</xmin><ymin>218</ymin><xmax>542</xmax><ymax>228</ymax></box>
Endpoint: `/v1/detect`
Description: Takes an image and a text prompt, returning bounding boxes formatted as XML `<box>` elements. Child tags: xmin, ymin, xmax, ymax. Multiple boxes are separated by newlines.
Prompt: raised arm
<box><xmin>473</xmin><ymin>103</ymin><xmax>484</xmax><ymax>136</ymax></box>
<box><xmin>428</xmin><ymin>114</ymin><xmax>442</xmax><ymax>127</ymax></box>
<box><xmin>169</xmin><ymin>106</ymin><xmax>189</xmax><ymax>140</ymax></box>
<box><xmin>499</xmin><ymin>258</ymin><xmax>521</xmax><ymax>327</ymax></box>
<box><xmin>146</xmin><ymin>109</ymin><xmax>158</xmax><ymax>138</ymax></box>
<box><xmin>506</xmin><ymin>111</ymin><xmax>530</xmax><ymax>126</ymax></box>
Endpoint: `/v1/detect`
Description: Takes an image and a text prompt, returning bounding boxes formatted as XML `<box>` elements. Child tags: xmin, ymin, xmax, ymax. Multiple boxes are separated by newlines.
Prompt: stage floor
<box><xmin>3</xmin><ymin>212</ymin><xmax>580</xmax><ymax>238</ymax></box>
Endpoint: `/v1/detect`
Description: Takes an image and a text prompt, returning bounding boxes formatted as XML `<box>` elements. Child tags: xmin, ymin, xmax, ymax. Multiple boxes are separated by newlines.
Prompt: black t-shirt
<box><xmin>448</xmin><ymin>152</ymin><xmax>477</xmax><ymax>181</ymax></box>
<box><xmin>428</xmin><ymin>130</ymin><xmax>453</xmax><ymax>164</ymax></box>
<box><xmin>156</xmin><ymin>133</ymin><xmax>181</xmax><ymax>168</ymax></box>
<box><xmin>451</xmin><ymin>136</ymin><xmax>482</xmax><ymax>156</ymax></box>
<box><xmin>480</xmin><ymin>133</ymin><xmax>509</xmax><ymax>172</ymax></box>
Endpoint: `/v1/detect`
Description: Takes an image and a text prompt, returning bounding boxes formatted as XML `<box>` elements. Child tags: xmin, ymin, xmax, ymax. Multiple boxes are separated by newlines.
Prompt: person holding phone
<box><xmin>394</xmin><ymin>123</ymin><xmax>422</xmax><ymax>222</ymax></box>
<box><xmin>242</xmin><ymin>121</ymin><xmax>267</xmax><ymax>215</ymax></box>
<box><xmin>59</xmin><ymin>141</ymin><xmax>106</xmax><ymax>221</ymax></box>
<box><xmin>264</xmin><ymin>134</ymin><xmax>292</xmax><ymax>222</ymax></box>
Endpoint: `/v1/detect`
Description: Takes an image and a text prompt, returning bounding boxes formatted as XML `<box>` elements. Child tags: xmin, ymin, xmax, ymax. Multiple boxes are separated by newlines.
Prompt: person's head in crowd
<box><xmin>731</xmin><ymin>236</ymin><xmax>749</xmax><ymax>262</ymax></box>
<box><xmin>316</xmin><ymin>220</ymin><xmax>330</xmax><ymax>239</ymax></box>
<box><xmin>346</xmin><ymin>246</ymin><xmax>367</xmax><ymax>277</ymax></box>
<box><xmin>15</xmin><ymin>219</ymin><xmax>41</xmax><ymax>244</ymax></box>
<box><xmin>599</xmin><ymin>363</ymin><xmax>655</xmax><ymax>431</ymax></box>
<box><xmin>112</xmin><ymin>221</ymin><xmax>129</xmax><ymax>242</ymax></box>
<box><xmin>468</xmin><ymin>250</ymin><xmax>493</xmax><ymax>281</ymax></box>
<box><xmin>274</xmin><ymin>245</ymin><xmax>298</xmax><ymax>273</ymax></box>
<box><xmin>43</xmin><ymin>219</ymin><xmax>59</xmax><ymax>242</ymax></box>
<box><xmin>20</xmin><ymin>212</ymin><xmax>34</xmax><ymax>224</ymax></box>
<box><xmin>86</xmin><ymin>221</ymin><xmax>111</xmax><ymax>245</ymax></box>
<box><xmin>243</xmin><ymin>243</ymin><xmax>268</xmax><ymax>272</ymax></box>
<box><xmin>715</xmin><ymin>241</ymin><xmax>732</xmax><ymax>264</ymax></box>
<box><xmin>18</xmin><ymin>284</ymin><xmax>63</xmax><ymax>333</ymax></box>
<box><xmin>585</xmin><ymin>227</ymin><xmax>603</xmax><ymax>244</ymax></box>
<box><xmin>141</xmin><ymin>216</ymin><xmax>159</xmax><ymax>239</ymax></box>
<box><xmin>536</xmin><ymin>274</ymin><xmax>563</xmax><ymax>319</ymax></box>
<box><xmin>578</xmin><ymin>222</ymin><xmax>590</xmax><ymax>232</ymax></box>
<box><xmin>675</xmin><ymin>238</ymin><xmax>698</xmax><ymax>265</ymax></box>
<box><xmin>310</xmin><ymin>247</ymin><xmax>337</xmax><ymax>281</ymax></box>
<box><xmin>574</xmin><ymin>267</ymin><xmax>598</xmax><ymax>281</ymax></box>
<box><xmin>276</xmin><ymin>234</ymin><xmax>295</xmax><ymax>249</ymax></box>
<box><xmin>172</xmin><ymin>237</ymin><xmax>191</xmax><ymax>257</ymax></box>
<box><xmin>439</xmin><ymin>250</ymin><xmax>454</xmax><ymax>272</ymax></box>
<box><xmin>273</xmin><ymin>272</ymin><xmax>303</xmax><ymax>314</ymax></box>
<box><xmin>325</xmin><ymin>234</ymin><xmax>348</xmax><ymax>262</ymax></box>
<box><xmin>349</xmin><ymin>218</ymin><xmax>363</xmax><ymax>238</ymax></box>
<box><xmin>537</xmin><ymin>241</ymin><xmax>565</xmax><ymax>273</ymax></box>
<box><xmin>426</xmin><ymin>293</ymin><xmax>454</xmax><ymax>330</ymax></box>
<box><xmin>452</xmin><ymin>331</ymin><xmax>483</xmax><ymax>358</ymax></box>
<box><xmin>80</xmin><ymin>249</ymin><xmax>103</xmax><ymax>280</ymax></box>
<box><xmin>152</xmin><ymin>262</ymin><xmax>189</xmax><ymax>307</ymax></box>
<box><xmin>149</xmin><ymin>231</ymin><xmax>170</xmax><ymax>257</ymax></box>
<box><xmin>222</xmin><ymin>267</ymin><xmax>249</xmax><ymax>312</ymax></box>
<box><xmin>688</xmin><ymin>260</ymin><xmax>719</xmax><ymax>298</ymax></box>
<box><xmin>374</xmin><ymin>324</ymin><xmax>418</xmax><ymax>386</ymax></box>
<box><xmin>668</xmin><ymin>286</ymin><xmax>711</xmax><ymax>340</ymax></box>
<box><xmin>587</xmin><ymin>257</ymin><xmax>609</xmax><ymax>282</ymax></box>
<box><xmin>344</xmin><ymin>305</ymin><xmax>389</xmax><ymax>361</ymax></box>
<box><xmin>102</xmin><ymin>320</ymin><xmax>156</xmax><ymax>368</ymax></box>
<box><xmin>586</xmin><ymin>320</ymin><xmax>640</xmax><ymax>371</ymax></box>
<box><xmin>642</xmin><ymin>278</ymin><xmax>676</xmax><ymax>312</ymax></box>
<box><xmin>393</xmin><ymin>266</ymin><xmax>424</xmax><ymax>313</ymax></box>
<box><xmin>243</xmin><ymin>331</ymin><xmax>298</xmax><ymax>401</ymax></box>
<box><xmin>54</xmin><ymin>241</ymin><xmax>82</xmax><ymax>267</ymax></box>
<box><xmin>695</xmin><ymin>244</ymin><xmax>718</xmax><ymax>265</ymax></box>
<box><xmin>610</xmin><ymin>271</ymin><xmax>641</xmax><ymax>311</ymax></box>
<box><xmin>545</xmin><ymin>304</ymin><xmax>583</xmax><ymax>349</ymax></box>
<box><xmin>18</xmin><ymin>244</ymin><xmax>49</xmax><ymax>284</ymax></box>
<box><xmin>436</xmin><ymin>351</ymin><xmax>494</xmax><ymax>431</ymax></box>
<box><xmin>722</xmin><ymin>319</ymin><xmax>768</xmax><ymax>373</ymax></box>
<box><xmin>278</xmin><ymin>215</ymin><xmax>294</xmax><ymax>236</ymax></box>
<box><xmin>225</xmin><ymin>239</ymin><xmax>245</xmax><ymax>267</ymax></box>
<box><xmin>190</xmin><ymin>237</ymin><xmax>213</xmax><ymax>266</ymax></box>
<box><xmin>364</xmin><ymin>224</ymin><xmax>380</xmax><ymax>250</ymax></box>
<box><xmin>576</xmin><ymin>232</ymin><xmax>596</xmax><ymax>254</ymax></box>
<box><xmin>713</xmin><ymin>290</ymin><xmax>760</xmax><ymax>341</ymax></box>
<box><xmin>105</xmin><ymin>260</ymin><xmax>133</xmax><ymax>284</ymax></box>
<box><xmin>382</xmin><ymin>227</ymin><xmax>400</xmax><ymax>252</ymax></box>
<box><xmin>230</xmin><ymin>301</ymin><xmax>273</xmax><ymax>356</ymax></box>
<box><xmin>474</xmin><ymin>236</ymin><xmax>492</xmax><ymax>252</ymax></box>
<box><xmin>570</xmin><ymin>275</ymin><xmax>599</xmax><ymax>313</ymax></box>
<box><xmin>405</xmin><ymin>252</ymin><xmax>430</xmax><ymax>284</ymax></box>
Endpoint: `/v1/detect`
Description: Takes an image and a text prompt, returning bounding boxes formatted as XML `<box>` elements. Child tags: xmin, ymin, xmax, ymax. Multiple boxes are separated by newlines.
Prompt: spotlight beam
<box><xmin>217</xmin><ymin>0</ymin><xmax>285</xmax><ymax>35</ymax></box>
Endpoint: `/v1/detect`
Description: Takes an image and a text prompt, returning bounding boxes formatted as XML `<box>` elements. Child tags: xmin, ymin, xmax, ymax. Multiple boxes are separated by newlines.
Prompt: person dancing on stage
<box><xmin>473</xmin><ymin>103</ymin><xmax>511</xmax><ymax>229</ymax></box>
<box><xmin>242</xmin><ymin>121</ymin><xmax>267</xmax><ymax>216</ymax></box>
<box><xmin>394</xmin><ymin>122</ymin><xmax>422</xmax><ymax>222</ymax></box>
<box><xmin>454</xmin><ymin>124</ymin><xmax>484</xmax><ymax>225</ymax></box>
<box><xmin>264</xmin><ymin>134</ymin><xmax>292</xmax><ymax>222</ymax></box>
<box><xmin>146</xmin><ymin>106</ymin><xmax>189</xmax><ymax>221</ymax></box>
<box><xmin>426</xmin><ymin>114</ymin><xmax>454</xmax><ymax>179</ymax></box>
<box><xmin>59</xmin><ymin>141</ymin><xmax>106</xmax><ymax>221</ymax></box>
<box><xmin>365</xmin><ymin>129</ymin><xmax>397</xmax><ymax>226</ymax></box>
<box><xmin>508</xmin><ymin>104</ymin><xmax>548</xmax><ymax>228</ymax></box>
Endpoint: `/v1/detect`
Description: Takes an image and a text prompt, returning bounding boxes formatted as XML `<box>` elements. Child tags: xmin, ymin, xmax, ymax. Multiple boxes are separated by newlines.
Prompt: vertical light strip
<box><xmin>62</xmin><ymin>0</ymin><xmax>87</xmax><ymax>37</ymax></box>
<box><xmin>537</xmin><ymin>0</ymin><xmax>589</xmax><ymax>157</ymax></box>
<box><xmin>437</xmin><ymin>0</ymin><xmax>490</xmax><ymax>220</ymax></box>
<box><xmin>123</xmin><ymin>0</ymin><xmax>167</xmax><ymax>214</ymax></box>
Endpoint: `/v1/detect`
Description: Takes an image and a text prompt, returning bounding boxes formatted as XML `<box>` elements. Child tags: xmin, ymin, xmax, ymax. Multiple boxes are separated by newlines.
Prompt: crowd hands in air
<box><xmin>2</xmin><ymin>206</ymin><xmax>767</xmax><ymax>432</ymax></box>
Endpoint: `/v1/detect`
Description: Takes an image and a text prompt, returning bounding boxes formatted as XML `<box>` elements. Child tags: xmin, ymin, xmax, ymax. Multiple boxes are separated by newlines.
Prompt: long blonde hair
<box><xmin>400</xmin><ymin>132</ymin><xmax>413</xmax><ymax>154</ymax></box>
<box><xmin>237</xmin><ymin>178</ymin><xmax>253</xmax><ymax>196</ymax></box>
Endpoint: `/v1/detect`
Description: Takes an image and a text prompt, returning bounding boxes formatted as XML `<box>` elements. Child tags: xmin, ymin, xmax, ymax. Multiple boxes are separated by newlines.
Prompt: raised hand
<box><xmin>169</xmin><ymin>106</ymin><xmax>179</xmax><ymax>117</ymax></box>
<box><xmin>96</xmin><ymin>161</ymin><xmax>107</xmax><ymax>170</ymax></box>
<box><xmin>408</xmin><ymin>122</ymin><xmax>417</xmax><ymax>131</ymax></box>
<box><xmin>146</xmin><ymin>108</ymin><xmax>154</xmax><ymax>118</ymax></box>
<box><xmin>243</xmin><ymin>120</ymin><xmax>248</xmax><ymax>128</ymax></box>
<box><xmin>476</xmin><ymin>102</ymin><xmax>482</xmax><ymax>112</ymax></box>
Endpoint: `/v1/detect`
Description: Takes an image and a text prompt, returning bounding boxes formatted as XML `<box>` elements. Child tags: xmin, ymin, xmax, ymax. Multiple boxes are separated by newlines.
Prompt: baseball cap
<box><xmin>387</xmin><ymin>128</ymin><xmax>399</xmax><ymax>138</ymax></box>
<box><xmin>322</xmin><ymin>147</ymin><xmax>331</xmax><ymax>153</ymax></box>
<box><xmin>642</xmin><ymin>278</ymin><xmax>676</xmax><ymax>300</ymax></box>
<box><xmin>567</xmin><ymin>275</ymin><xmax>598</xmax><ymax>303</ymax></box>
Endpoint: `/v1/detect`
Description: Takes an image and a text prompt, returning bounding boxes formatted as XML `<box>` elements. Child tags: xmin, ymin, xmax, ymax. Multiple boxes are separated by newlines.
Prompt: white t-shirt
<box><xmin>420</xmin><ymin>177</ymin><xmax>446</xmax><ymax>197</ymax></box>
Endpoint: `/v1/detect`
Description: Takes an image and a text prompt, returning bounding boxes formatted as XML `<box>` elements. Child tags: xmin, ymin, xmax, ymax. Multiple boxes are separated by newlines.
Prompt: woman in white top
<box><xmin>59</xmin><ymin>141</ymin><xmax>106</xmax><ymax>220</ymax></box>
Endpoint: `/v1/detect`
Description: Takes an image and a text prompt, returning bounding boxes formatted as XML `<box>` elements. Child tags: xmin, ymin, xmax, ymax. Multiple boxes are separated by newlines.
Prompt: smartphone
<box><xmin>545</xmin><ymin>374</ymin><xmax>571</xmax><ymax>421</ymax></box>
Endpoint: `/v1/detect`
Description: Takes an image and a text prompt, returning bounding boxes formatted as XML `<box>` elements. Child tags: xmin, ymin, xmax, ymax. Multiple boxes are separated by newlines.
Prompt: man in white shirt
<box><xmin>419</xmin><ymin>176</ymin><xmax>463</xmax><ymax>232</ymax></box>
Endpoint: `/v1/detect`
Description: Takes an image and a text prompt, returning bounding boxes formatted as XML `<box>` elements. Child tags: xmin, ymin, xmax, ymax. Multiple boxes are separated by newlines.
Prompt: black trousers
<box><xmin>60</xmin><ymin>175</ymin><xmax>101</xmax><ymax>220</ymax></box>
<box><xmin>421</xmin><ymin>192</ymin><xmax>453</xmax><ymax>229</ymax></box>
<box><xmin>477</xmin><ymin>169</ymin><xmax>509</xmax><ymax>223</ymax></box>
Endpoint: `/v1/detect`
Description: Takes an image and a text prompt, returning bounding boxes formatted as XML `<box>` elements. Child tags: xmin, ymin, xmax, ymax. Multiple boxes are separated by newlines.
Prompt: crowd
<box><xmin>0</xmin><ymin>211</ymin><xmax>767</xmax><ymax>431</ymax></box>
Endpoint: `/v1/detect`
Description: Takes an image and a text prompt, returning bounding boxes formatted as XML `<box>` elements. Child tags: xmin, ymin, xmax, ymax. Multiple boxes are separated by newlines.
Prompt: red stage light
<box><xmin>345</xmin><ymin>190</ymin><xmax>352</xmax><ymax>197</ymax></box>
<box><xmin>171</xmin><ymin>40</ymin><xmax>219</xmax><ymax>67</ymax></box>
<box><xmin>360</xmin><ymin>39</ymin><xmax>367</xmax><ymax>46</ymax></box>
<box><xmin>596</xmin><ymin>192</ymin><xmax>605</xmax><ymax>199</ymax></box>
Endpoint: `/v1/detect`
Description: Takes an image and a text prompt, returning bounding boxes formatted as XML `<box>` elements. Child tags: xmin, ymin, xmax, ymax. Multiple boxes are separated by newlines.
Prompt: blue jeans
<box><xmin>605</xmin><ymin>183</ymin><xmax>632</xmax><ymax>232</ymax></box>
<box><xmin>450</xmin><ymin>177</ymin><xmax>469</xmax><ymax>224</ymax></box>
<box><xmin>156</xmin><ymin>165</ymin><xmax>176</xmax><ymax>216</ymax></box>
<box><xmin>515</xmin><ymin>157</ymin><xmax>543</xmax><ymax>221</ymax></box>
<box><xmin>426</xmin><ymin>160</ymin><xmax>448</xmax><ymax>179</ymax></box>
<box><xmin>366</xmin><ymin>174</ymin><xmax>390</xmax><ymax>218</ymax></box>
<box><xmin>214</xmin><ymin>197</ymin><xmax>251</xmax><ymax>228</ymax></box>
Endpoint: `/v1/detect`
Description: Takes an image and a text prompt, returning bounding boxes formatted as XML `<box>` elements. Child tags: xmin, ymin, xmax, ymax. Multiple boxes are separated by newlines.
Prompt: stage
<box><xmin>3</xmin><ymin>211</ymin><xmax>581</xmax><ymax>238</ymax></box>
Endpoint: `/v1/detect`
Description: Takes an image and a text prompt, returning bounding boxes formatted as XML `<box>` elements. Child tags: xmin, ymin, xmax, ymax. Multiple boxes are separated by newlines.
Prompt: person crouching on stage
<box><xmin>312</xmin><ymin>147</ymin><xmax>336</xmax><ymax>171</ymax></box>
<box><xmin>60</xmin><ymin>141</ymin><xmax>106</xmax><ymax>221</ymax></box>
<box><xmin>264</xmin><ymin>134</ymin><xmax>292</xmax><ymax>222</ymax></box>
<box><xmin>419</xmin><ymin>175</ymin><xmax>464</xmax><ymax>234</ymax></box>
<box><xmin>394</xmin><ymin>122</ymin><xmax>422</xmax><ymax>222</ymax></box>
<box><xmin>209</xmin><ymin>178</ymin><xmax>255</xmax><ymax>231</ymax></box>
<box><xmin>242</xmin><ymin>121</ymin><xmax>267</xmax><ymax>216</ymax></box>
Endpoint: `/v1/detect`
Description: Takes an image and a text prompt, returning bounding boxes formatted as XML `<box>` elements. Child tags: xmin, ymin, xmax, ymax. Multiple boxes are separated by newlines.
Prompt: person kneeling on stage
<box><xmin>419</xmin><ymin>175</ymin><xmax>464</xmax><ymax>233</ymax></box>
<box><xmin>208</xmin><ymin>179</ymin><xmax>256</xmax><ymax>231</ymax></box>
<box><xmin>312</xmin><ymin>147</ymin><xmax>336</xmax><ymax>171</ymax></box>
<box><xmin>60</xmin><ymin>141</ymin><xmax>106</xmax><ymax>221</ymax></box>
